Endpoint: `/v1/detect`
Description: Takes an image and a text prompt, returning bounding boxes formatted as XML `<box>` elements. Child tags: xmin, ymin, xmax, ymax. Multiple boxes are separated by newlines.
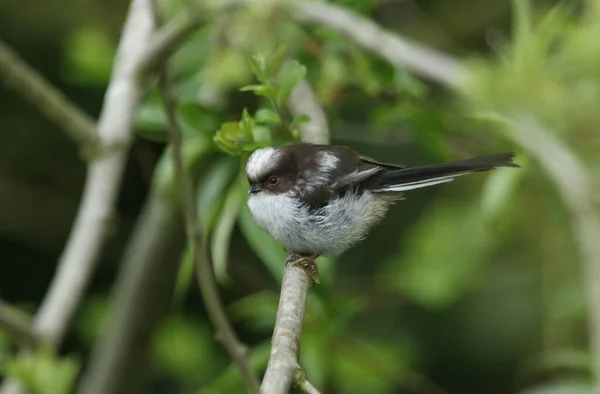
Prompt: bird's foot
<box><xmin>286</xmin><ymin>254</ymin><xmax>320</xmax><ymax>284</ymax></box>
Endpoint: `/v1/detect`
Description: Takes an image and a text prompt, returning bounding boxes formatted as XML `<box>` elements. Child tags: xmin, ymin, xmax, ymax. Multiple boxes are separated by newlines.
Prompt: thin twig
<box><xmin>0</xmin><ymin>40</ymin><xmax>98</xmax><ymax>151</ymax></box>
<box><xmin>293</xmin><ymin>368</ymin><xmax>322</xmax><ymax>394</ymax></box>
<box><xmin>0</xmin><ymin>300</ymin><xmax>40</xmax><ymax>349</ymax></box>
<box><xmin>159</xmin><ymin>62</ymin><xmax>261</xmax><ymax>393</ymax></box>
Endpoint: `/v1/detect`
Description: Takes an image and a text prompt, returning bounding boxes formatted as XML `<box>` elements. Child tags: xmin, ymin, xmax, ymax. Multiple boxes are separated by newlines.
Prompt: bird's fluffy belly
<box><xmin>247</xmin><ymin>191</ymin><xmax>389</xmax><ymax>255</ymax></box>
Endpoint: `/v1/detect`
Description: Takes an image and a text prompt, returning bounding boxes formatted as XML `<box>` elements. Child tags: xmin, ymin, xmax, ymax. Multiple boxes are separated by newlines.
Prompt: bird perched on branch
<box><xmin>245</xmin><ymin>142</ymin><xmax>519</xmax><ymax>281</ymax></box>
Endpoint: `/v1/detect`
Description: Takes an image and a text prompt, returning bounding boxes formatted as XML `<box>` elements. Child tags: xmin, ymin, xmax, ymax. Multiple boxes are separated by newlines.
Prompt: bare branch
<box><xmin>261</xmin><ymin>256</ymin><xmax>314</xmax><ymax>394</ymax></box>
<box><xmin>139</xmin><ymin>10</ymin><xmax>203</xmax><ymax>75</ymax></box>
<box><xmin>76</xmin><ymin>193</ymin><xmax>185</xmax><ymax>394</ymax></box>
<box><xmin>159</xmin><ymin>57</ymin><xmax>261</xmax><ymax>393</ymax></box>
<box><xmin>0</xmin><ymin>300</ymin><xmax>40</xmax><ymax>349</ymax></box>
<box><xmin>0</xmin><ymin>40</ymin><xmax>98</xmax><ymax>150</ymax></box>
<box><xmin>293</xmin><ymin>368</ymin><xmax>322</xmax><ymax>394</ymax></box>
<box><xmin>29</xmin><ymin>0</ymin><xmax>157</xmax><ymax>350</ymax></box>
<box><xmin>288</xmin><ymin>1</ymin><xmax>468</xmax><ymax>88</ymax></box>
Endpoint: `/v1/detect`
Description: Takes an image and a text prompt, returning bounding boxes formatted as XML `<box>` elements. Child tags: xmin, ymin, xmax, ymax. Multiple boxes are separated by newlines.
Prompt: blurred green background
<box><xmin>1</xmin><ymin>0</ymin><xmax>599</xmax><ymax>393</ymax></box>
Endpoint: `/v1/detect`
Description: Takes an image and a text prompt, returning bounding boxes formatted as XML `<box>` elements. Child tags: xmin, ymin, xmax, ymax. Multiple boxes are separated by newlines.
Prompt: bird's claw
<box><xmin>287</xmin><ymin>256</ymin><xmax>320</xmax><ymax>284</ymax></box>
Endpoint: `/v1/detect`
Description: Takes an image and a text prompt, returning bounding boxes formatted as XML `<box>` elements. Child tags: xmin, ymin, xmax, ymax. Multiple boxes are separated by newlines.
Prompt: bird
<box><xmin>245</xmin><ymin>142</ymin><xmax>519</xmax><ymax>267</ymax></box>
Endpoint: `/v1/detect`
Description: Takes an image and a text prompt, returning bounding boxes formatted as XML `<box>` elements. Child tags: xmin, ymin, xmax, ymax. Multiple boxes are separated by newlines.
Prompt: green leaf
<box><xmin>239</xmin><ymin>84</ymin><xmax>273</xmax><ymax>97</ymax></box>
<box><xmin>265</xmin><ymin>45</ymin><xmax>288</xmax><ymax>78</ymax></box>
<box><xmin>276</xmin><ymin>60</ymin><xmax>307</xmax><ymax>106</ymax></box>
<box><xmin>247</xmin><ymin>53</ymin><xmax>267</xmax><ymax>83</ymax></box>
<box><xmin>480</xmin><ymin>156</ymin><xmax>526</xmax><ymax>222</ymax></box>
<box><xmin>238</xmin><ymin>203</ymin><xmax>286</xmax><ymax>281</ymax></box>
<box><xmin>154</xmin><ymin>316</ymin><xmax>223</xmax><ymax>383</ymax></box>
<box><xmin>173</xmin><ymin>245</ymin><xmax>195</xmax><ymax>305</ymax></box>
<box><xmin>211</xmin><ymin>179</ymin><xmax>244</xmax><ymax>283</ymax></box>
<box><xmin>227</xmin><ymin>291</ymin><xmax>278</xmax><ymax>332</ymax></box>
<box><xmin>381</xmin><ymin>201</ymin><xmax>492</xmax><ymax>307</ymax></box>
<box><xmin>290</xmin><ymin>113</ymin><xmax>311</xmax><ymax>130</ymax></box>
<box><xmin>196</xmin><ymin>156</ymin><xmax>239</xmax><ymax>232</ymax></box>
<box><xmin>203</xmin><ymin>342</ymin><xmax>271</xmax><ymax>393</ymax></box>
<box><xmin>255</xmin><ymin>108</ymin><xmax>282</xmax><ymax>126</ymax></box>
<box><xmin>519</xmin><ymin>379</ymin><xmax>593</xmax><ymax>394</ymax></box>
<box><xmin>5</xmin><ymin>350</ymin><xmax>80</xmax><ymax>394</ymax></box>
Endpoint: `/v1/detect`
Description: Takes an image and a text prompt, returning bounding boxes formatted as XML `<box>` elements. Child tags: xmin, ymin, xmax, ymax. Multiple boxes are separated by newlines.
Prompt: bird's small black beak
<box><xmin>248</xmin><ymin>184</ymin><xmax>261</xmax><ymax>194</ymax></box>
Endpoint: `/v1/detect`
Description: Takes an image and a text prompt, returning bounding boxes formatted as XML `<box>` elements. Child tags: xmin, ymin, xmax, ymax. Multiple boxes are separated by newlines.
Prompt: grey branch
<box><xmin>261</xmin><ymin>256</ymin><xmax>315</xmax><ymax>394</ymax></box>
<box><xmin>30</xmin><ymin>0</ymin><xmax>156</xmax><ymax>350</ymax></box>
<box><xmin>289</xmin><ymin>1</ymin><xmax>468</xmax><ymax>88</ymax></box>
<box><xmin>77</xmin><ymin>193</ymin><xmax>185</xmax><ymax>394</ymax></box>
<box><xmin>0</xmin><ymin>40</ymin><xmax>98</xmax><ymax>150</ymax></box>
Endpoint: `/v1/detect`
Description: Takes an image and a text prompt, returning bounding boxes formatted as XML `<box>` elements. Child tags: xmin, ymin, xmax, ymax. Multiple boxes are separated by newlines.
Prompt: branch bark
<box><xmin>261</xmin><ymin>257</ymin><xmax>314</xmax><ymax>394</ymax></box>
<box><xmin>76</xmin><ymin>193</ymin><xmax>185</xmax><ymax>394</ymax></box>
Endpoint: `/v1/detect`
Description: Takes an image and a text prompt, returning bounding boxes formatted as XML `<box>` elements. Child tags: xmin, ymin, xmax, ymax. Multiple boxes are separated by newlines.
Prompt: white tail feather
<box><xmin>372</xmin><ymin>171</ymin><xmax>474</xmax><ymax>192</ymax></box>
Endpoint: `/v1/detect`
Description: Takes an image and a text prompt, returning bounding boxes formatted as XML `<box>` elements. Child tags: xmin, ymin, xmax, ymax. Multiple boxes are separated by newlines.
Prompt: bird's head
<box><xmin>245</xmin><ymin>147</ymin><xmax>298</xmax><ymax>195</ymax></box>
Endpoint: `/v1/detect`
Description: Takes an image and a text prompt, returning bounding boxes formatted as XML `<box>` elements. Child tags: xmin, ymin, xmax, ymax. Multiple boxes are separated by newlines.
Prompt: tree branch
<box><xmin>159</xmin><ymin>57</ymin><xmax>261</xmax><ymax>393</ymax></box>
<box><xmin>76</xmin><ymin>193</ymin><xmax>185</xmax><ymax>394</ymax></box>
<box><xmin>29</xmin><ymin>0</ymin><xmax>157</xmax><ymax>350</ymax></box>
<box><xmin>261</xmin><ymin>256</ymin><xmax>314</xmax><ymax>394</ymax></box>
<box><xmin>0</xmin><ymin>40</ymin><xmax>98</xmax><ymax>151</ymax></box>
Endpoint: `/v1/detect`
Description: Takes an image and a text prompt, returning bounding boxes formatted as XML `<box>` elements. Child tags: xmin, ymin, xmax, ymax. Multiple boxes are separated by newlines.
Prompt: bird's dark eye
<box><xmin>266</xmin><ymin>175</ymin><xmax>279</xmax><ymax>187</ymax></box>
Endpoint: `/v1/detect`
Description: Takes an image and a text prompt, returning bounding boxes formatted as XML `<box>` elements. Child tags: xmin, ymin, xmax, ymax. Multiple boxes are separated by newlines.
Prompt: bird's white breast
<box><xmin>247</xmin><ymin>190</ymin><xmax>390</xmax><ymax>255</ymax></box>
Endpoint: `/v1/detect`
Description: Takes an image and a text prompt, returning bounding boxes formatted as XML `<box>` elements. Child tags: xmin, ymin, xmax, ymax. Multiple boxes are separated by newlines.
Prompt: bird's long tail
<box><xmin>372</xmin><ymin>153</ymin><xmax>520</xmax><ymax>192</ymax></box>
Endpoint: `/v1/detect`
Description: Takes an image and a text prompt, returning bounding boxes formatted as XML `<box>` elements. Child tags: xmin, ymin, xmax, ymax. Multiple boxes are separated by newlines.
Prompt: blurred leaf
<box><xmin>211</xmin><ymin>178</ymin><xmax>244</xmax><ymax>283</ymax></box>
<box><xmin>173</xmin><ymin>245</ymin><xmax>195</xmax><ymax>306</ymax></box>
<box><xmin>135</xmin><ymin>92</ymin><xmax>169</xmax><ymax>142</ymax></box>
<box><xmin>63</xmin><ymin>26</ymin><xmax>115</xmax><ymax>85</ymax></box>
<box><xmin>480</xmin><ymin>156</ymin><xmax>526</xmax><ymax>222</ymax></box>
<box><xmin>276</xmin><ymin>60</ymin><xmax>307</xmax><ymax>106</ymax></box>
<box><xmin>228</xmin><ymin>291</ymin><xmax>278</xmax><ymax>332</ymax></box>
<box><xmin>154</xmin><ymin>316</ymin><xmax>223</xmax><ymax>383</ymax></box>
<box><xmin>290</xmin><ymin>114</ymin><xmax>311</xmax><ymax>130</ymax></box>
<box><xmin>196</xmin><ymin>156</ymin><xmax>239</xmax><ymax>232</ymax></box>
<box><xmin>238</xmin><ymin>203</ymin><xmax>286</xmax><ymax>281</ymax></box>
<box><xmin>239</xmin><ymin>84</ymin><xmax>273</xmax><ymax>97</ymax></box>
<box><xmin>76</xmin><ymin>296</ymin><xmax>109</xmax><ymax>345</ymax></box>
<box><xmin>382</xmin><ymin>202</ymin><xmax>492</xmax><ymax>307</ymax></box>
<box><xmin>5</xmin><ymin>350</ymin><xmax>79</xmax><ymax>394</ymax></box>
<box><xmin>152</xmin><ymin>137</ymin><xmax>213</xmax><ymax>197</ymax></box>
<box><xmin>265</xmin><ymin>45</ymin><xmax>288</xmax><ymax>79</ymax></box>
<box><xmin>255</xmin><ymin>108</ymin><xmax>282</xmax><ymax>126</ymax></box>
<box><xmin>519</xmin><ymin>379</ymin><xmax>593</xmax><ymax>394</ymax></box>
<box><xmin>202</xmin><ymin>341</ymin><xmax>271</xmax><ymax>393</ymax></box>
<box><xmin>247</xmin><ymin>53</ymin><xmax>267</xmax><ymax>84</ymax></box>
